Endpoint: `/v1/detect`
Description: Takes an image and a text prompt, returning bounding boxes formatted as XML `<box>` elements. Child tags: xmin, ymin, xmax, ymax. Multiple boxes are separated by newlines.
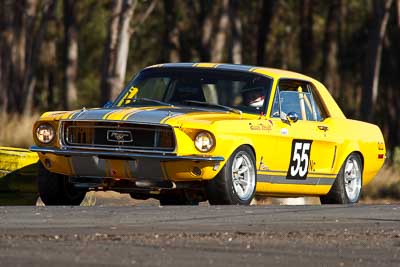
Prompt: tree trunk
<box><xmin>228</xmin><ymin>0</ymin><xmax>242</xmax><ymax>64</ymax></box>
<box><xmin>63</xmin><ymin>0</ymin><xmax>78</xmax><ymax>110</ymax></box>
<box><xmin>211</xmin><ymin>0</ymin><xmax>230</xmax><ymax>62</ymax></box>
<box><xmin>114</xmin><ymin>0</ymin><xmax>135</xmax><ymax>97</ymax></box>
<box><xmin>9</xmin><ymin>0</ymin><xmax>37</xmax><ymax>113</ymax></box>
<box><xmin>192</xmin><ymin>0</ymin><xmax>214</xmax><ymax>62</ymax></box>
<box><xmin>100</xmin><ymin>0</ymin><xmax>135</xmax><ymax>104</ymax></box>
<box><xmin>361</xmin><ymin>0</ymin><xmax>393</xmax><ymax>122</ymax></box>
<box><xmin>162</xmin><ymin>0</ymin><xmax>180</xmax><ymax>62</ymax></box>
<box><xmin>23</xmin><ymin>0</ymin><xmax>58</xmax><ymax>115</ymax></box>
<box><xmin>256</xmin><ymin>0</ymin><xmax>276</xmax><ymax>66</ymax></box>
<box><xmin>101</xmin><ymin>0</ymin><xmax>123</xmax><ymax>104</ymax></box>
<box><xmin>321</xmin><ymin>0</ymin><xmax>341</xmax><ymax>97</ymax></box>
<box><xmin>299</xmin><ymin>0</ymin><xmax>314</xmax><ymax>74</ymax></box>
<box><xmin>0</xmin><ymin>44</ymin><xmax>6</xmax><ymax>114</ymax></box>
<box><xmin>397</xmin><ymin>0</ymin><xmax>400</xmax><ymax>27</ymax></box>
<box><xmin>0</xmin><ymin>0</ymin><xmax>10</xmax><ymax>113</ymax></box>
<box><xmin>0</xmin><ymin>0</ymin><xmax>26</xmax><ymax>113</ymax></box>
<box><xmin>41</xmin><ymin>37</ymin><xmax>57</xmax><ymax>110</ymax></box>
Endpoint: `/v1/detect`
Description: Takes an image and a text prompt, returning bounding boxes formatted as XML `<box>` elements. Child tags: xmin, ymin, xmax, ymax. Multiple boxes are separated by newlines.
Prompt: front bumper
<box><xmin>30</xmin><ymin>146</ymin><xmax>224</xmax><ymax>181</ymax></box>
<box><xmin>30</xmin><ymin>146</ymin><xmax>224</xmax><ymax>161</ymax></box>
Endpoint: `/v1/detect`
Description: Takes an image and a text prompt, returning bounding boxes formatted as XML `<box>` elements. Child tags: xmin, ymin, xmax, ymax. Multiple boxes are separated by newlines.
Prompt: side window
<box><xmin>308</xmin><ymin>83</ymin><xmax>327</xmax><ymax>121</ymax></box>
<box><xmin>270</xmin><ymin>79</ymin><xmax>327</xmax><ymax>121</ymax></box>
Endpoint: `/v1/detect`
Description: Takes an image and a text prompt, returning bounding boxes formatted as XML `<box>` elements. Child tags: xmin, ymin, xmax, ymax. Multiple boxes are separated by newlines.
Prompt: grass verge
<box><xmin>0</xmin><ymin>113</ymin><xmax>38</xmax><ymax>149</ymax></box>
<box><xmin>362</xmin><ymin>165</ymin><xmax>400</xmax><ymax>201</ymax></box>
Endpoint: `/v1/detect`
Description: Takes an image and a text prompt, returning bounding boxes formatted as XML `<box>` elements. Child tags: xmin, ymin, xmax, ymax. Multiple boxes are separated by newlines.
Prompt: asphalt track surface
<box><xmin>0</xmin><ymin>204</ymin><xmax>400</xmax><ymax>267</ymax></box>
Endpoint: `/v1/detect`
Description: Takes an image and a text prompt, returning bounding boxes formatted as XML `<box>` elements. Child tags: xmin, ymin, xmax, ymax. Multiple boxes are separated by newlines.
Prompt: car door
<box><xmin>266</xmin><ymin>79</ymin><xmax>337</xmax><ymax>186</ymax></box>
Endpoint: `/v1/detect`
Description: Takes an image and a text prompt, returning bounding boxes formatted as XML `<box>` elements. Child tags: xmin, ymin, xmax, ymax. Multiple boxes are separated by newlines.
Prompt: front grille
<box><xmin>61</xmin><ymin>121</ymin><xmax>175</xmax><ymax>151</ymax></box>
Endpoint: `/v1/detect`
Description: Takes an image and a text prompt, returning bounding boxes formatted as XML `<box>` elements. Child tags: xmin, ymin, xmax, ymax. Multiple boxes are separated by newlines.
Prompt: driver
<box><xmin>242</xmin><ymin>87</ymin><xmax>265</xmax><ymax>108</ymax></box>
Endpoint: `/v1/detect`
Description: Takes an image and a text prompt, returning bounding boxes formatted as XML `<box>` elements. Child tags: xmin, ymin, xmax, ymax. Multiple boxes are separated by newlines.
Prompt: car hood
<box><xmin>40</xmin><ymin>106</ymin><xmax>254</xmax><ymax>126</ymax></box>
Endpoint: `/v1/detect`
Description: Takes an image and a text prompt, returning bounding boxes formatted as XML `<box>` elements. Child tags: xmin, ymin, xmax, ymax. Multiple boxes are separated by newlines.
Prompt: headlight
<box><xmin>36</xmin><ymin>124</ymin><xmax>55</xmax><ymax>144</ymax></box>
<box><xmin>194</xmin><ymin>131</ymin><xmax>215</xmax><ymax>152</ymax></box>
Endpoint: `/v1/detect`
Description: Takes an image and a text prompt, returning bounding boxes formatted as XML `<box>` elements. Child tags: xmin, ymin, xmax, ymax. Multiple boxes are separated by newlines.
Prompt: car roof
<box><xmin>145</xmin><ymin>62</ymin><xmax>315</xmax><ymax>82</ymax></box>
<box><xmin>145</xmin><ymin>62</ymin><xmax>346</xmax><ymax>120</ymax></box>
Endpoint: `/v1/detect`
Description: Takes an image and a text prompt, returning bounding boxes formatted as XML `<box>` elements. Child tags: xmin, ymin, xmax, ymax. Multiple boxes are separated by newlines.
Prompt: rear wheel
<box><xmin>206</xmin><ymin>146</ymin><xmax>256</xmax><ymax>205</ymax></box>
<box><xmin>38</xmin><ymin>163</ymin><xmax>87</xmax><ymax>206</ymax></box>
<box><xmin>320</xmin><ymin>153</ymin><xmax>362</xmax><ymax>204</ymax></box>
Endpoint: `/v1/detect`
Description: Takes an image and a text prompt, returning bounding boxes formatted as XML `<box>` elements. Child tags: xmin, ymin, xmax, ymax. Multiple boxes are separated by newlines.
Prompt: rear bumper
<box><xmin>30</xmin><ymin>146</ymin><xmax>224</xmax><ymax>162</ymax></box>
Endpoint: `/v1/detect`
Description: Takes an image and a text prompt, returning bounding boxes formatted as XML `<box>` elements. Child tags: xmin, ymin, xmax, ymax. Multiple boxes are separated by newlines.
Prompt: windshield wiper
<box><xmin>123</xmin><ymin>97</ymin><xmax>174</xmax><ymax>107</ymax></box>
<box><xmin>183</xmin><ymin>100</ymin><xmax>242</xmax><ymax>115</ymax></box>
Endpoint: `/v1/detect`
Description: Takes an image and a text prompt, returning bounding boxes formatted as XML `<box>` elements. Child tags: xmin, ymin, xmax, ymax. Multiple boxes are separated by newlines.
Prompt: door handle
<box><xmin>318</xmin><ymin>125</ymin><xmax>328</xmax><ymax>131</ymax></box>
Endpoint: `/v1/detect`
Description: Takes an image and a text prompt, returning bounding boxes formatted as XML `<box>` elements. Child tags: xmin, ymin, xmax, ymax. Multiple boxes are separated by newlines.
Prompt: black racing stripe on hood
<box><xmin>70</xmin><ymin>109</ymin><xmax>113</xmax><ymax>120</ymax></box>
<box><xmin>125</xmin><ymin>107</ymin><xmax>202</xmax><ymax>123</ymax></box>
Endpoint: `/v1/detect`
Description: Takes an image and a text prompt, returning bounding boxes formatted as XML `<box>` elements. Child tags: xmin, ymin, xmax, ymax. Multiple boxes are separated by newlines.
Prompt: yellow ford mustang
<box><xmin>31</xmin><ymin>63</ymin><xmax>386</xmax><ymax>205</ymax></box>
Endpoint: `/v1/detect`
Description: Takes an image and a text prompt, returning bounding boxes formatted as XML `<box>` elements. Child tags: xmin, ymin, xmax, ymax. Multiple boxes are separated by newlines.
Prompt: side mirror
<box><xmin>103</xmin><ymin>101</ymin><xmax>113</xmax><ymax>108</ymax></box>
<box><xmin>287</xmin><ymin>112</ymin><xmax>299</xmax><ymax>123</ymax></box>
<box><xmin>280</xmin><ymin>112</ymin><xmax>290</xmax><ymax>125</ymax></box>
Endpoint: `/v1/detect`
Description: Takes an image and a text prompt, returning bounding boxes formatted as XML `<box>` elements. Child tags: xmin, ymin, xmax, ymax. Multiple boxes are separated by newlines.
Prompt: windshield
<box><xmin>114</xmin><ymin>68</ymin><xmax>273</xmax><ymax>114</ymax></box>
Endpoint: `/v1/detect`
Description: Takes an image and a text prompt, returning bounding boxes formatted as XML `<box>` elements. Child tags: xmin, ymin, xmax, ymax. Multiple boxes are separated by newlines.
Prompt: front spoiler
<box><xmin>30</xmin><ymin>146</ymin><xmax>225</xmax><ymax>162</ymax></box>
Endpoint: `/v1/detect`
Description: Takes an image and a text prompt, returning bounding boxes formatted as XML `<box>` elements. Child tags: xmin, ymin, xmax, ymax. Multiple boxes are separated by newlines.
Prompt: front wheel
<box><xmin>320</xmin><ymin>153</ymin><xmax>363</xmax><ymax>204</ymax></box>
<box><xmin>206</xmin><ymin>146</ymin><xmax>257</xmax><ymax>205</ymax></box>
<box><xmin>38</xmin><ymin>163</ymin><xmax>87</xmax><ymax>206</ymax></box>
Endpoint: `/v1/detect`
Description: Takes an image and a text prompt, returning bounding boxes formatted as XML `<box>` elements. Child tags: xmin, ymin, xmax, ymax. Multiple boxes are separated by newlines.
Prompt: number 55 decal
<box><xmin>287</xmin><ymin>140</ymin><xmax>313</xmax><ymax>180</ymax></box>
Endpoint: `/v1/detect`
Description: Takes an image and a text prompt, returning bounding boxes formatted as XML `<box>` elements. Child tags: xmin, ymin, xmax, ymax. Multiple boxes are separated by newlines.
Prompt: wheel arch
<box><xmin>320</xmin><ymin>149</ymin><xmax>364</xmax><ymax>204</ymax></box>
<box><xmin>216</xmin><ymin>143</ymin><xmax>257</xmax><ymax>172</ymax></box>
<box><xmin>334</xmin><ymin>142</ymin><xmax>362</xmax><ymax>174</ymax></box>
<box><xmin>332</xmin><ymin>149</ymin><xmax>364</xmax><ymax>186</ymax></box>
<box><xmin>215</xmin><ymin>134</ymin><xmax>257</xmax><ymax>165</ymax></box>
<box><xmin>240</xmin><ymin>143</ymin><xmax>256</xmax><ymax>159</ymax></box>
<box><xmin>339</xmin><ymin>150</ymin><xmax>364</xmax><ymax>170</ymax></box>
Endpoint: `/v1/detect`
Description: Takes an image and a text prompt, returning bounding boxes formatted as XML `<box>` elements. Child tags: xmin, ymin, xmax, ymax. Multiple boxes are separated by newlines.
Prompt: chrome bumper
<box><xmin>30</xmin><ymin>146</ymin><xmax>224</xmax><ymax>162</ymax></box>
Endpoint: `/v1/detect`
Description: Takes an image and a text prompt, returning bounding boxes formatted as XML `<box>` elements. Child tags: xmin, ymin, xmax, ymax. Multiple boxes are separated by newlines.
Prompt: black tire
<box><xmin>159</xmin><ymin>189</ymin><xmax>199</xmax><ymax>206</ymax></box>
<box><xmin>206</xmin><ymin>146</ymin><xmax>256</xmax><ymax>205</ymax></box>
<box><xmin>38</xmin><ymin>163</ymin><xmax>87</xmax><ymax>206</ymax></box>
<box><xmin>320</xmin><ymin>153</ymin><xmax>363</xmax><ymax>204</ymax></box>
<box><xmin>129</xmin><ymin>192</ymin><xmax>151</xmax><ymax>200</ymax></box>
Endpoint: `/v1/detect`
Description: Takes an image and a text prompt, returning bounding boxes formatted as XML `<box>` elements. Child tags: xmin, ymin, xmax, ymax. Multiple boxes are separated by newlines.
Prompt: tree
<box><xmin>0</xmin><ymin>0</ymin><xmax>57</xmax><ymax>114</ymax></box>
<box><xmin>3</xmin><ymin>0</ymin><xmax>39</xmax><ymax>113</ymax></box>
<box><xmin>299</xmin><ymin>0</ymin><xmax>314</xmax><ymax>74</ymax></box>
<box><xmin>62</xmin><ymin>0</ymin><xmax>78</xmax><ymax>110</ymax></box>
<box><xmin>161</xmin><ymin>0</ymin><xmax>180</xmax><ymax>62</ymax></box>
<box><xmin>397</xmin><ymin>0</ymin><xmax>400</xmax><ymax>27</ymax></box>
<box><xmin>228</xmin><ymin>0</ymin><xmax>242</xmax><ymax>64</ymax></box>
<box><xmin>40</xmin><ymin>9</ymin><xmax>58</xmax><ymax>111</ymax></box>
<box><xmin>100</xmin><ymin>0</ymin><xmax>156</xmax><ymax>104</ymax></box>
<box><xmin>0</xmin><ymin>0</ymin><xmax>11</xmax><ymax>113</ymax></box>
<box><xmin>211</xmin><ymin>0</ymin><xmax>230</xmax><ymax>62</ymax></box>
<box><xmin>361</xmin><ymin>0</ymin><xmax>394</xmax><ymax>122</ymax></box>
<box><xmin>256</xmin><ymin>0</ymin><xmax>276</xmax><ymax>66</ymax></box>
<box><xmin>100</xmin><ymin>0</ymin><xmax>135</xmax><ymax>104</ymax></box>
<box><xmin>188</xmin><ymin>0</ymin><xmax>214</xmax><ymax>62</ymax></box>
<box><xmin>321</xmin><ymin>0</ymin><xmax>341</xmax><ymax>97</ymax></box>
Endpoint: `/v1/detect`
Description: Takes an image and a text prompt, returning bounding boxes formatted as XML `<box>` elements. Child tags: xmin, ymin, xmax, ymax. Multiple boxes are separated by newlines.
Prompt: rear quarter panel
<box><xmin>328</xmin><ymin>118</ymin><xmax>385</xmax><ymax>186</ymax></box>
<box><xmin>306</xmin><ymin>78</ymin><xmax>384</xmax><ymax>187</ymax></box>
